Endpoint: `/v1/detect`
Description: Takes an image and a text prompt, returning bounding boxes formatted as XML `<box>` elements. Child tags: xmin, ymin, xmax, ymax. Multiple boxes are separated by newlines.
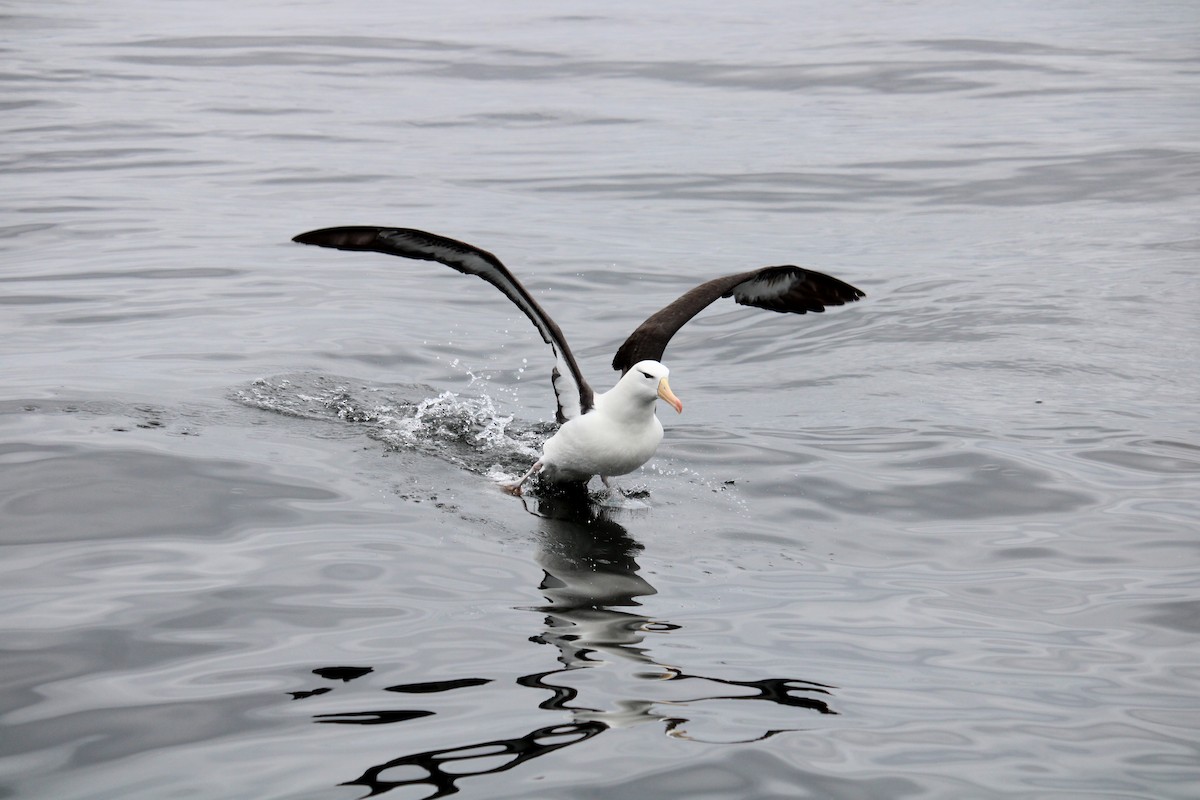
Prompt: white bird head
<box><xmin>615</xmin><ymin>360</ymin><xmax>683</xmax><ymax>414</ymax></box>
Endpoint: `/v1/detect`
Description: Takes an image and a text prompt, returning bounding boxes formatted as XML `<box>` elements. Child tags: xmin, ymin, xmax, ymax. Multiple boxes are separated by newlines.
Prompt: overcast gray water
<box><xmin>3</xmin><ymin>2</ymin><xmax>1199</xmax><ymax>798</ymax></box>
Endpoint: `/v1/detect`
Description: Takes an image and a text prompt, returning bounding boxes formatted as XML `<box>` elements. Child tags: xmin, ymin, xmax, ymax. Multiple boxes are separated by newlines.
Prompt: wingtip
<box><xmin>292</xmin><ymin>227</ymin><xmax>340</xmax><ymax>246</ymax></box>
<box><xmin>291</xmin><ymin>226</ymin><xmax>384</xmax><ymax>251</ymax></box>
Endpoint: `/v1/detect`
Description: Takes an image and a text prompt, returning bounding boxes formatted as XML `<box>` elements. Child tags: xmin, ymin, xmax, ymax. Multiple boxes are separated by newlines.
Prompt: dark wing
<box><xmin>612</xmin><ymin>265</ymin><xmax>865</xmax><ymax>374</ymax></box>
<box><xmin>292</xmin><ymin>226</ymin><xmax>594</xmax><ymax>422</ymax></box>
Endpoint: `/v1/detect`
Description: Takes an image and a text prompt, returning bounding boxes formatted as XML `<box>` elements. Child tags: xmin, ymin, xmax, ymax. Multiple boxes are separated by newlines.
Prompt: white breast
<box><xmin>539</xmin><ymin>407</ymin><xmax>664</xmax><ymax>482</ymax></box>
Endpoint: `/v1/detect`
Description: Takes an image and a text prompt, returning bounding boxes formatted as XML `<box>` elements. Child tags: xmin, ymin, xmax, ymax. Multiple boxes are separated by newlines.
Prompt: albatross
<box><xmin>292</xmin><ymin>227</ymin><xmax>865</xmax><ymax>495</ymax></box>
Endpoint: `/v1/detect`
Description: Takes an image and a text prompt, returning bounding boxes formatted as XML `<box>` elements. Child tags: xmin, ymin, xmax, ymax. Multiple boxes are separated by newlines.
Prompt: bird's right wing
<box><xmin>293</xmin><ymin>226</ymin><xmax>594</xmax><ymax>422</ymax></box>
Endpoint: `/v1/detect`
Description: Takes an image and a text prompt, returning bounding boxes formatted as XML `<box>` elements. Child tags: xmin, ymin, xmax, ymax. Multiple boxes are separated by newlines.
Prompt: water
<box><xmin>3</xmin><ymin>2</ymin><xmax>1199</xmax><ymax>798</ymax></box>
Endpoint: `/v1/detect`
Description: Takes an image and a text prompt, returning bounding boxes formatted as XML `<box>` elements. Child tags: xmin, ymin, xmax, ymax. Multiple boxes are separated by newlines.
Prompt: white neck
<box><xmin>596</xmin><ymin>380</ymin><xmax>658</xmax><ymax>424</ymax></box>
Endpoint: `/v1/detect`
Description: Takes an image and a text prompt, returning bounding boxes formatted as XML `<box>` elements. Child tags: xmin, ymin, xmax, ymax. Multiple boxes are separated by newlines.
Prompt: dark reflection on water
<box><xmin>524</xmin><ymin>490</ymin><xmax>837</xmax><ymax>736</ymax></box>
<box><xmin>294</xmin><ymin>491</ymin><xmax>835</xmax><ymax>798</ymax></box>
<box><xmin>388</xmin><ymin>677</ymin><xmax>492</xmax><ymax>694</ymax></box>
<box><xmin>315</xmin><ymin>709</ymin><xmax>435</xmax><ymax>727</ymax></box>
<box><xmin>346</xmin><ymin>722</ymin><xmax>607</xmax><ymax>798</ymax></box>
<box><xmin>315</xmin><ymin>666</ymin><xmax>375</xmax><ymax>682</ymax></box>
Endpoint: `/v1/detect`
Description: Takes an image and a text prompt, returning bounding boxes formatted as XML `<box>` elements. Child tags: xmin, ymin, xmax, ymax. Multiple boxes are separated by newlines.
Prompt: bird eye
<box><xmin>639</xmin><ymin>370</ymin><xmax>653</xmax><ymax>379</ymax></box>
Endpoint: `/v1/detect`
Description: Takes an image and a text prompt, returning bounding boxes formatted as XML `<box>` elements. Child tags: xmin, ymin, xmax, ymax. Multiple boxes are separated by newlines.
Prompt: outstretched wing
<box><xmin>293</xmin><ymin>226</ymin><xmax>594</xmax><ymax>422</ymax></box>
<box><xmin>612</xmin><ymin>265</ymin><xmax>865</xmax><ymax>374</ymax></box>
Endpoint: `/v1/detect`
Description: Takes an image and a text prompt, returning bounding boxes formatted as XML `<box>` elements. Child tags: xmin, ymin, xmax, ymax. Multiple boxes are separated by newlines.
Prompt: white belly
<box><xmin>540</xmin><ymin>411</ymin><xmax>663</xmax><ymax>482</ymax></box>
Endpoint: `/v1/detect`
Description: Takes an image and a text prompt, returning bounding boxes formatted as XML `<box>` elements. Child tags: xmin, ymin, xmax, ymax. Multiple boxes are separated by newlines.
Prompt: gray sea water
<box><xmin>3</xmin><ymin>2</ymin><xmax>1199</xmax><ymax>798</ymax></box>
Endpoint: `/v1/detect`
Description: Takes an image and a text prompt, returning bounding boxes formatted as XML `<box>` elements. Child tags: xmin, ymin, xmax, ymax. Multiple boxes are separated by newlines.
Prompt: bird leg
<box><xmin>501</xmin><ymin>461</ymin><xmax>542</xmax><ymax>496</ymax></box>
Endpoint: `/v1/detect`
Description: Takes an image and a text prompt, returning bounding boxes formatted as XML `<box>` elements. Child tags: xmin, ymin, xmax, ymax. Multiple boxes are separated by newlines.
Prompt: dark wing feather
<box><xmin>612</xmin><ymin>265</ymin><xmax>864</xmax><ymax>374</ymax></box>
<box><xmin>293</xmin><ymin>226</ymin><xmax>594</xmax><ymax>422</ymax></box>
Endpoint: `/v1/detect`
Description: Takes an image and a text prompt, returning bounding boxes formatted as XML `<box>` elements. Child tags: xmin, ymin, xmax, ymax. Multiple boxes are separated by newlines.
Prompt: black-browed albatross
<box><xmin>292</xmin><ymin>226</ymin><xmax>865</xmax><ymax>495</ymax></box>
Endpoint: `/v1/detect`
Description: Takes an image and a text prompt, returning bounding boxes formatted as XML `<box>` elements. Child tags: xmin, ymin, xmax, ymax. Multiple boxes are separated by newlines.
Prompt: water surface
<box><xmin>2</xmin><ymin>2</ymin><xmax>1199</xmax><ymax>798</ymax></box>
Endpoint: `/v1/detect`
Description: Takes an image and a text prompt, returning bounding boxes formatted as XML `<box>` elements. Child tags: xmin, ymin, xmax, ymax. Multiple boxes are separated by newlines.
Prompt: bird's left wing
<box><xmin>293</xmin><ymin>226</ymin><xmax>594</xmax><ymax>422</ymax></box>
<box><xmin>612</xmin><ymin>265</ymin><xmax>865</xmax><ymax>374</ymax></box>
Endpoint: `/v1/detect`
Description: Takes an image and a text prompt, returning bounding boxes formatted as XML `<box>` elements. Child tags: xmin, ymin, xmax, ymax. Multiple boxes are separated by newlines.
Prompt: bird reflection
<box><xmin>294</xmin><ymin>488</ymin><xmax>836</xmax><ymax>798</ymax></box>
<box><xmin>519</xmin><ymin>490</ymin><xmax>836</xmax><ymax>738</ymax></box>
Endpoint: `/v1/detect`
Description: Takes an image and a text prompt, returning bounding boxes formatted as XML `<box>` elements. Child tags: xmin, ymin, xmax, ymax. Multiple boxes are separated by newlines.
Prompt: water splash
<box><xmin>376</xmin><ymin>390</ymin><xmax>517</xmax><ymax>451</ymax></box>
<box><xmin>235</xmin><ymin>373</ymin><xmax>544</xmax><ymax>477</ymax></box>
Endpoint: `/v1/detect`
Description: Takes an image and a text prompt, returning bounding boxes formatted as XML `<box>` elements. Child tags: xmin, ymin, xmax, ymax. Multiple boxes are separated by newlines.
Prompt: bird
<box><xmin>292</xmin><ymin>226</ymin><xmax>865</xmax><ymax>495</ymax></box>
